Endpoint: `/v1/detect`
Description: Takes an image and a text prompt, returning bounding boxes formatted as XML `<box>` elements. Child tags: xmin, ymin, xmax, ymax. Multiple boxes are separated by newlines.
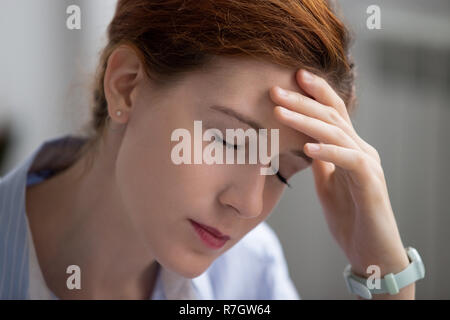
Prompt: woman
<box><xmin>0</xmin><ymin>0</ymin><xmax>420</xmax><ymax>299</ymax></box>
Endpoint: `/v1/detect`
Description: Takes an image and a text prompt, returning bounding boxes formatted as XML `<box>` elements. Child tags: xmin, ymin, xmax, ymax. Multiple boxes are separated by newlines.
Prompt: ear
<box><xmin>104</xmin><ymin>45</ymin><xmax>144</xmax><ymax>123</ymax></box>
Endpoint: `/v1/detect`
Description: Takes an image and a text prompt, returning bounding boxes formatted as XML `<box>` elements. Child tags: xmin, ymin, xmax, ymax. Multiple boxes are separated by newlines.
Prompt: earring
<box><xmin>116</xmin><ymin>110</ymin><xmax>123</xmax><ymax>117</ymax></box>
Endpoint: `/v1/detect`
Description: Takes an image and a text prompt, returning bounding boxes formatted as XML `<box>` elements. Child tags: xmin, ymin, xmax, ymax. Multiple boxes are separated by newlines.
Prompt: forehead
<box><xmin>184</xmin><ymin>55</ymin><xmax>317</xmax><ymax>151</ymax></box>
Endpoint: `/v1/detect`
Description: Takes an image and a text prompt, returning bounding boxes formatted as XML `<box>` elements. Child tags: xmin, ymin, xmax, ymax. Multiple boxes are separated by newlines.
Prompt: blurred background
<box><xmin>0</xmin><ymin>0</ymin><xmax>448</xmax><ymax>299</ymax></box>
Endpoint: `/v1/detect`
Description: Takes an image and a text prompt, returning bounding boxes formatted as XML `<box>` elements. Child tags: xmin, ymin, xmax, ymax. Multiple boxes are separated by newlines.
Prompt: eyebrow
<box><xmin>209</xmin><ymin>105</ymin><xmax>265</xmax><ymax>130</ymax></box>
<box><xmin>209</xmin><ymin>105</ymin><xmax>313</xmax><ymax>164</ymax></box>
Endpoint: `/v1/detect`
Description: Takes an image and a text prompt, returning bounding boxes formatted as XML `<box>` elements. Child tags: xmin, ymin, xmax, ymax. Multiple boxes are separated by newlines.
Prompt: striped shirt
<box><xmin>0</xmin><ymin>134</ymin><xmax>300</xmax><ymax>299</ymax></box>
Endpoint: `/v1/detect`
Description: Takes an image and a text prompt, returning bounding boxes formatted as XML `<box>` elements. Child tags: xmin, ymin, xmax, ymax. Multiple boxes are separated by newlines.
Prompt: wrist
<box><xmin>343</xmin><ymin>247</ymin><xmax>425</xmax><ymax>300</ymax></box>
<box><xmin>351</xmin><ymin>250</ymin><xmax>410</xmax><ymax>278</ymax></box>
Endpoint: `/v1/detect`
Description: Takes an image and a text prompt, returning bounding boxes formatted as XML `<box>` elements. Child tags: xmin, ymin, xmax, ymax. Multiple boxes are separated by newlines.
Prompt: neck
<box><xmin>26</xmin><ymin>130</ymin><xmax>159</xmax><ymax>299</ymax></box>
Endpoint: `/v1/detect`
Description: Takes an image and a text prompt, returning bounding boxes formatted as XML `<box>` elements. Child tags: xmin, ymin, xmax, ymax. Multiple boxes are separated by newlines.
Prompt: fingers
<box><xmin>274</xmin><ymin>105</ymin><xmax>362</xmax><ymax>151</ymax></box>
<box><xmin>303</xmin><ymin>143</ymin><xmax>378</xmax><ymax>182</ymax></box>
<box><xmin>270</xmin><ymin>85</ymin><xmax>357</xmax><ymax>145</ymax></box>
<box><xmin>269</xmin><ymin>69</ymin><xmax>381</xmax><ymax>163</ymax></box>
<box><xmin>296</xmin><ymin>69</ymin><xmax>352</xmax><ymax>124</ymax></box>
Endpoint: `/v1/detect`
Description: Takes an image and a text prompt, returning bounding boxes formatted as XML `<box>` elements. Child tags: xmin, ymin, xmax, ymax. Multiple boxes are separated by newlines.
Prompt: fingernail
<box><xmin>307</xmin><ymin>143</ymin><xmax>320</xmax><ymax>152</ymax></box>
<box><xmin>302</xmin><ymin>70</ymin><xmax>314</xmax><ymax>82</ymax></box>
<box><xmin>276</xmin><ymin>86</ymin><xmax>288</xmax><ymax>97</ymax></box>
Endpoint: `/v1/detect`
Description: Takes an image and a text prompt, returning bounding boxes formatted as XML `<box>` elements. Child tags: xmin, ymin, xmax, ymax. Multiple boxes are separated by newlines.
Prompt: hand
<box><xmin>269</xmin><ymin>69</ymin><xmax>410</xmax><ymax>279</ymax></box>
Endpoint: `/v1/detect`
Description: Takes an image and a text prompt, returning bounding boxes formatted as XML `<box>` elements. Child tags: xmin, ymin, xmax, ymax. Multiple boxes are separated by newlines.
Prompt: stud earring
<box><xmin>116</xmin><ymin>110</ymin><xmax>123</xmax><ymax>117</ymax></box>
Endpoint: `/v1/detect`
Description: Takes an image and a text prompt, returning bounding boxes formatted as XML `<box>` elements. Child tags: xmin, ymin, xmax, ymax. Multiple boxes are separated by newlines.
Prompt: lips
<box><xmin>189</xmin><ymin>219</ymin><xmax>230</xmax><ymax>249</ymax></box>
<box><xmin>190</xmin><ymin>219</ymin><xmax>230</xmax><ymax>239</ymax></box>
<box><xmin>191</xmin><ymin>220</ymin><xmax>230</xmax><ymax>240</ymax></box>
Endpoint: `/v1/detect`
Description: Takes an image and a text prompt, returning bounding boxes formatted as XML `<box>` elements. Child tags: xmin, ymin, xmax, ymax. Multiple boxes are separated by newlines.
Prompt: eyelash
<box><xmin>214</xmin><ymin>132</ymin><xmax>240</xmax><ymax>150</ymax></box>
<box><xmin>276</xmin><ymin>172</ymin><xmax>292</xmax><ymax>188</ymax></box>
<box><xmin>214</xmin><ymin>133</ymin><xmax>292</xmax><ymax>188</ymax></box>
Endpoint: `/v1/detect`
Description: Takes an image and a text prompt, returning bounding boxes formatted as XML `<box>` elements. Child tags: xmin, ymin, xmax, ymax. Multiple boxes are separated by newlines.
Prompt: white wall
<box><xmin>0</xmin><ymin>0</ymin><xmax>117</xmax><ymax>175</ymax></box>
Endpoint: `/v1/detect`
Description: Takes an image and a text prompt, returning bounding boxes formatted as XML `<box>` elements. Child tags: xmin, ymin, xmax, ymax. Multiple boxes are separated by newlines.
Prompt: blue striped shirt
<box><xmin>0</xmin><ymin>135</ymin><xmax>300</xmax><ymax>299</ymax></box>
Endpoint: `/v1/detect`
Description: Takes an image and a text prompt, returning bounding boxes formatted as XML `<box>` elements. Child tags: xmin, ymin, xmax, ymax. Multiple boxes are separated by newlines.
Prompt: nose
<box><xmin>218</xmin><ymin>166</ymin><xmax>266</xmax><ymax>219</ymax></box>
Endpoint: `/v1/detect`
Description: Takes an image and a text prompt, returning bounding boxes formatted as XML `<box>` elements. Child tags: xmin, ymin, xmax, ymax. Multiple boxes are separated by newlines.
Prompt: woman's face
<box><xmin>107</xmin><ymin>47</ymin><xmax>315</xmax><ymax>278</ymax></box>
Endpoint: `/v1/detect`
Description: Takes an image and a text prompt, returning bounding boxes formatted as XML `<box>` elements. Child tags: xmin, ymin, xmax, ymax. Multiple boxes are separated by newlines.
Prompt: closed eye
<box><xmin>214</xmin><ymin>132</ymin><xmax>241</xmax><ymax>150</ymax></box>
<box><xmin>214</xmin><ymin>132</ymin><xmax>292</xmax><ymax>188</ymax></box>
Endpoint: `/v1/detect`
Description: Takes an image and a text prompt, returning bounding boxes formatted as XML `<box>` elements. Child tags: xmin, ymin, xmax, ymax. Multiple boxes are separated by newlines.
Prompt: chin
<box><xmin>177</xmin><ymin>267</ymin><xmax>208</xmax><ymax>279</ymax></box>
<box><xmin>160</xmin><ymin>250</ymin><xmax>216</xmax><ymax>279</ymax></box>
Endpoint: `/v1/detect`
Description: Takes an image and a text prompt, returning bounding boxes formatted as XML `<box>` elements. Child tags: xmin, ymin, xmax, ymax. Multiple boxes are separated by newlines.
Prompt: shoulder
<box><xmin>204</xmin><ymin>221</ymin><xmax>300</xmax><ymax>299</ymax></box>
<box><xmin>0</xmin><ymin>135</ymin><xmax>74</xmax><ymax>299</ymax></box>
<box><xmin>0</xmin><ymin>152</ymin><xmax>33</xmax><ymax>299</ymax></box>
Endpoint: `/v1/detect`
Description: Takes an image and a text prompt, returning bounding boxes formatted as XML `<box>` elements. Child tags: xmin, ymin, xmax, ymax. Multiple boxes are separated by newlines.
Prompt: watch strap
<box><xmin>343</xmin><ymin>247</ymin><xmax>425</xmax><ymax>299</ymax></box>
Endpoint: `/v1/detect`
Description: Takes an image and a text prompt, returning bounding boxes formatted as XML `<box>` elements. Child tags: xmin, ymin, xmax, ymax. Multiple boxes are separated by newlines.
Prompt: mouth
<box><xmin>189</xmin><ymin>219</ymin><xmax>230</xmax><ymax>250</ymax></box>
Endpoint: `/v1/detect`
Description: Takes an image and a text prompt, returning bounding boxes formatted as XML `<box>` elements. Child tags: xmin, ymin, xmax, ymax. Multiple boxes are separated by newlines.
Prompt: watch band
<box><xmin>343</xmin><ymin>247</ymin><xmax>425</xmax><ymax>299</ymax></box>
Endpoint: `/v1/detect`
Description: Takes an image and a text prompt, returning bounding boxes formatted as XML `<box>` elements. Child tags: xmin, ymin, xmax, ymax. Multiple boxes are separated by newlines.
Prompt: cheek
<box><xmin>113</xmin><ymin>116</ymin><xmax>176</xmax><ymax>225</ymax></box>
<box><xmin>177</xmin><ymin>164</ymin><xmax>226</xmax><ymax>196</ymax></box>
<box><xmin>114</xmin><ymin>137</ymin><xmax>162</xmax><ymax>227</ymax></box>
<box><xmin>115</xmin><ymin>149</ymin><xmax>221</xmax><ymax>278</ymax></box>
<box><xmin>114</xmin><ymin>123</ymin><xmax>222</xmax><ymax>231</ymax></box>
